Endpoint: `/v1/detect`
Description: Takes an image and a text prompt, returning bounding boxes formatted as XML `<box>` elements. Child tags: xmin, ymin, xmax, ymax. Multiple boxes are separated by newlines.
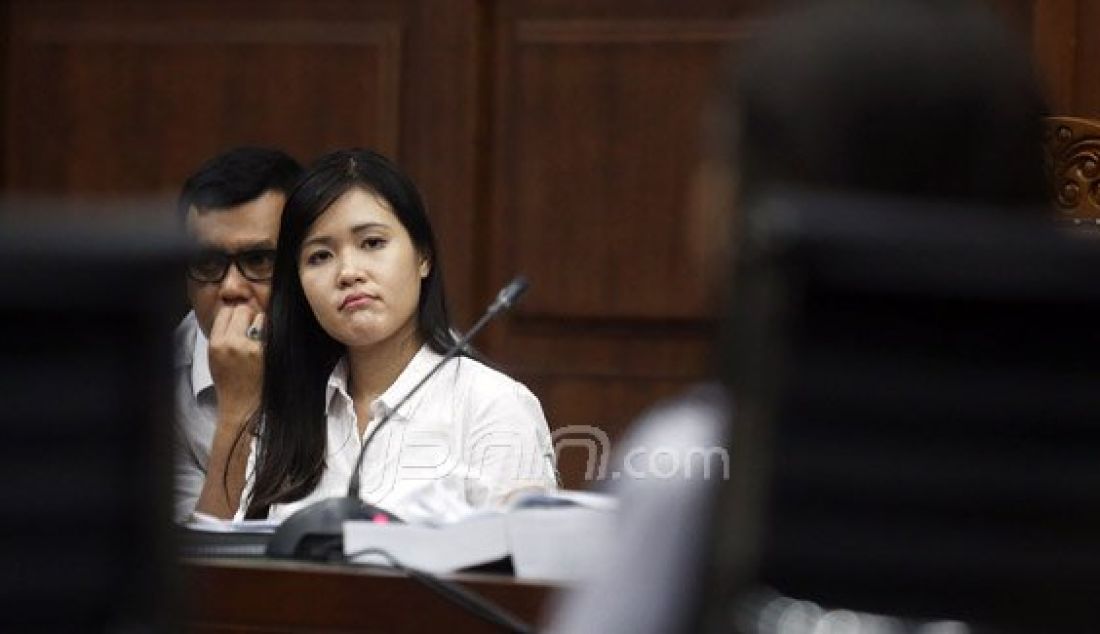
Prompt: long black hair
<box><xmin>245</xmin><ymin>149</ymin><xmax>457</xmax><ymax>518</ymax></box>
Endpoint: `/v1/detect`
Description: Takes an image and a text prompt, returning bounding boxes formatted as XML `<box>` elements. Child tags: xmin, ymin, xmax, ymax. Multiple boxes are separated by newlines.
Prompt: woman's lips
<box><xmin>340</xmin><ymin>293</ymin><xmax>376</xmax><ymax>311</ymax></box>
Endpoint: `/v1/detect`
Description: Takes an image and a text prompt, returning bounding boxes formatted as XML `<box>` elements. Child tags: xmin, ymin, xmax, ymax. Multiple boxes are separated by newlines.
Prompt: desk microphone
<box><xmin>266</xmin><ymin>276</ymin><xmax>530</xmax><ymax>560</ymax></box>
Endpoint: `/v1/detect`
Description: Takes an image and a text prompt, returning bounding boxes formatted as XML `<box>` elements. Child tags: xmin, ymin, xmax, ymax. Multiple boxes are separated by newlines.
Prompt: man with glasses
<box><xmin>175</xmin><ymin>147</ymin><xmax>303</xmax><ymax>521</ymax></box>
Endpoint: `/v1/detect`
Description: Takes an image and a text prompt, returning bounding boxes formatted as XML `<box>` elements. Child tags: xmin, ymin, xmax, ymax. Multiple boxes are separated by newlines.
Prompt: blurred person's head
<box><xmin>701</xmin><ymin>2</ymin><xmax>1056</xmax><ymax>625</ymax></box>
<box><xmin>692</xmin><ymin>0</ymin><xmax>1049</xmax><ymax>279</ymax></box>
<box><xmin>181</xmin><ymin>147</ymin><xmax>303</xmax><ymax>336</ymax></box>
<box><xmin>247</xmin><ymin>148</ymin><xmax>456</xmax><ymax>515</ymax></box>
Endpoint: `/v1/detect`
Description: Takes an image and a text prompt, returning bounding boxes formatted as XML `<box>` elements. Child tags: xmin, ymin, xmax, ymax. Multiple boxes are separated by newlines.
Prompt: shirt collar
<box><xmin>190</xmin><ymin>326</ymin><xmax>215</xmax><ymax>398</ymax></box>
<box><xmin>325</xmin><ymin>344</ymin><xmax>444</xmax><ymax>422</ymax></box>
<box><xmin>174</xmin><ymin>311</ymin><xmax>197</xmax><ymax>368</ymax></box>
<box><xmin>326</xmin><ymin>358</ymin><xmax>353</xmax><ymax>413</ymax></box>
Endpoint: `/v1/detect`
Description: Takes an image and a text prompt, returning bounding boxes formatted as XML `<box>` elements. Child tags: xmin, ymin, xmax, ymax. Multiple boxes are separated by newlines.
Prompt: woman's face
<box><xmin>298</xmin><ymin>187</ymin><xmax>429</xmax><ymax>351</ymax></box>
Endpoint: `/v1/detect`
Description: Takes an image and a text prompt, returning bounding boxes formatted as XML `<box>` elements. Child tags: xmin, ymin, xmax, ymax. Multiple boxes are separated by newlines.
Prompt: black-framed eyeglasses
<box><xmin>186</xmin><ymin>248</ymin><xmax>277</xmax><ymax>283</ymax></box>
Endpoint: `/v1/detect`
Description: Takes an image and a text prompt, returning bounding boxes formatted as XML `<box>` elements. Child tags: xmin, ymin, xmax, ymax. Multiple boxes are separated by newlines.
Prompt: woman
<box><xmin>197</xmin><ymin>149</ymin><xmax>557</xmax><ymax>521</ymax></box>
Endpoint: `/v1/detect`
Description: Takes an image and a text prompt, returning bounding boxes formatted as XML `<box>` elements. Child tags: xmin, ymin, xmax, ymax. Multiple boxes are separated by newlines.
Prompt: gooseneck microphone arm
<box><xmin>347</xmin><ymin>275</ymin><xmax>529</xmax><ymax>499</ymax></box>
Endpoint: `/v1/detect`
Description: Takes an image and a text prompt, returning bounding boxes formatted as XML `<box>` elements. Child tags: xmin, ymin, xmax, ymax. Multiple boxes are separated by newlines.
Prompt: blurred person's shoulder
<box><xmin>617</xmin><ymin>382</ymin><xmax>730</xmax><ymax>459</ymax></box>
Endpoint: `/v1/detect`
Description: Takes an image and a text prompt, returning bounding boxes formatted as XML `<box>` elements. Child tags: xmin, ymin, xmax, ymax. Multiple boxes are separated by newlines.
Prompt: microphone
<box><xmin>266</xmin><ymin>276</ymin><xmax>530</xmax><ymax>560</ymax></box>
<box><xmin>487</xmin><ymin>276</ymin><xmax>529</xmax><ymax>315</ymax></box>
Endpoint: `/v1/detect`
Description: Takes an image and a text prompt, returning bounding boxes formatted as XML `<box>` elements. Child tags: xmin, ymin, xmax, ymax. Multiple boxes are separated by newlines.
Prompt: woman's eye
<box><xmin>362</xmin><ymin>237</ymin><xmax>387</xmax><ymax>249</ymax></box>
<box><xmin>305</xmin><ymin>251</ymin><xmax>332</xmax><ymax>265</ymax></box>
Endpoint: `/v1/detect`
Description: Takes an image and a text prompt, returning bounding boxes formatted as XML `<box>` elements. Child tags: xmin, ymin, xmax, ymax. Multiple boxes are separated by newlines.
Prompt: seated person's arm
<box><xmin>465</xmin><ymin>381</ymin><xmax>558</xmax><ymax>507</ymax></box>
<box><xmin>194</xmin><ymin>306</ymin><xmax>264</xmax><ymax>519</ymax></box>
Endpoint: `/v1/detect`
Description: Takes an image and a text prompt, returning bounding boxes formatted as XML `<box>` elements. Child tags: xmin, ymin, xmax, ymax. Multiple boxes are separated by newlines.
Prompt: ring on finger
<box><xmin>246</xmin><ymin>325</ymin><xmax>263</xmax><ymax>341</ymax></box>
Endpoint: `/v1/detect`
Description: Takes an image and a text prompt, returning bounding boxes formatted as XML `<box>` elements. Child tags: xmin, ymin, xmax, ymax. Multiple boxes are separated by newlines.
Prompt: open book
<box><xmin>344</xmin><ymin>490</ymin><xmax>616</xmax><ymax>581</ymax></box>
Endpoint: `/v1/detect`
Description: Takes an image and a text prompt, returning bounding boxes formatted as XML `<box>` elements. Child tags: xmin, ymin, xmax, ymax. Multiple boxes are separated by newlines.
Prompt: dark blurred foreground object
<box><xmin>0</xmin><ymin>214</ymin><xmax>183</xmax><ymax>631</ymax></box>
<box><xmin>705</xmin><ymin>192</ymin><xmax>1100</xmax><ymax>633</ymax></box>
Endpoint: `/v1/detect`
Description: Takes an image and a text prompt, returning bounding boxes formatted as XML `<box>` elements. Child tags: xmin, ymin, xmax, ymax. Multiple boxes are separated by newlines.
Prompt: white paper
<box><xmin>508</xmin><ymin>506</ymin><xmax>614</xmax><ymax>582</ymax></box>
<box><xmin>344</xmin><ymin>514</ymin><xmax>509</xmax><ymax>573</ymax></box>
<box><xmin>185</xmin><ymin>512</ymin><xmax>281</xmax><ymax>534</ymax></box>
<box><xmin>343</xmin><ymin>490</ymin><xmax>617</xmax><ymax>578</ymax></box>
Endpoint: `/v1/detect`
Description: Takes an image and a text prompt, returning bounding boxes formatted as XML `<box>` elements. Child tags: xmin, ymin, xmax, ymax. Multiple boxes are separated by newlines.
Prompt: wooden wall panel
<box><xmin>1076</xmin><ymin>2</ymin><xmax>1100</xmax><ymax>118</ymax></box>
<box><xmin>1027</xmin><ymin>0</ymin><xmax>1100</xmax><ymax>117</ymax></box>
<box><xmin>485</xmin><ymin>1</ymin><xmax>757</xmax><ymax>488</ymax></box>
<box><xmin>1029</xmin><ymin>0</ymin><xmax>1076</xmax><ymax>113</ymax></box>
<box><xmin>4</xmin><ymin>2</ymin><xmax>398</xmax><ymax>194</ymax></box>
<box><xmin>396</xmin><ymin>0</ymin><xmax>481</xmax><ymax>325</ymax></box>
<box><xmin>0</xmin><ymin>0</ymin><xmax>480</xmax><ymax>321</ymax></box>
<box><xmin>529</xmin><ymin>375</ymin><xmax>699</xmax><ymax>489</ymax></box>
<box><xmin>0</xmin><ymin>2</ymin><xmax>8</xmax><ymax>189</ymax></box>
<box><xmin>503</xmin><ymin>20</ymin><xmax>747</xmax><ymax>320</ymax></box>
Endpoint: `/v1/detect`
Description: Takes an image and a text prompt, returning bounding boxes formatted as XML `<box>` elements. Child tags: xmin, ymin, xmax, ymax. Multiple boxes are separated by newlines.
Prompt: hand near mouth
<box><xmin>208</xmin><ymin>304</ymin><xmax>264</xmax><ymax>421</ymax></box>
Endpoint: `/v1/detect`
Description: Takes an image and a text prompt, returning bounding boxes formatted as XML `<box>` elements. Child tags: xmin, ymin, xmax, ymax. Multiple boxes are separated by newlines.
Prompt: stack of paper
<box><xmin>345</xmin><ymin>513</ymin><xmax>510</xmax><ymax>572</ymax></box>
<box><xmin>344</xmin><ymin>491</ymin><xmax>616</xmax><ymax>581</ymax></box>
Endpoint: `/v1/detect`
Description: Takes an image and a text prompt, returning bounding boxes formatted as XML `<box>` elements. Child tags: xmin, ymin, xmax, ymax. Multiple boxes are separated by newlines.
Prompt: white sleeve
<box><xmin>172</xmin><ymin>429</ymin><xmax>205</xmax><ymax>523</ymax></box>
<box><xmin>462</xmin><ymin>380</ymin><xmax>558</xmax><ymax>507</ymax></box>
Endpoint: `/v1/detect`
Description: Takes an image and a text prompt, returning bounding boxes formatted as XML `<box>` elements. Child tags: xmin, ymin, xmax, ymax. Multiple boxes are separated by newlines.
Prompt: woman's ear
<box><xmin>418</xmin><ymin>253</ymin><xmax>431</xmax><ymax>279</ymax></box>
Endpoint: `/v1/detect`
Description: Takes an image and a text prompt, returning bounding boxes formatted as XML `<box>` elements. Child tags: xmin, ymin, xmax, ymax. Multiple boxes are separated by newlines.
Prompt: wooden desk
<box><xmin>182</xmin><ymin>558</ymin><xmax>558</xmax><ymax>633</ymax></box>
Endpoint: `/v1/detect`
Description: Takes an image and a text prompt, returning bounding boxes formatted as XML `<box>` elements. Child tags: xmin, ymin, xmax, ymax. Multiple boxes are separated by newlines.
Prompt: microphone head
<box><xmin>490</xmin><ymin>276</ymin><xmax>530</xmax><ymax>313</ymax></box>
<box><xmin>266</xmin><ymin>496</ymin><xmax>401</xmax><ymax>561</ymax></box>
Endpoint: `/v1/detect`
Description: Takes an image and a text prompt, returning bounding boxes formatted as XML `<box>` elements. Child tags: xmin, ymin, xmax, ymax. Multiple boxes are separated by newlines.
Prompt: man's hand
<box><xmin>208</xmin><ymin>304</ymin><xmax>265</xmax><ymax>425</ymax></box>
<box><xmin>196</xmin><ymin>304</ymin><xmax>265</xmax><ymax>519</ymax></box>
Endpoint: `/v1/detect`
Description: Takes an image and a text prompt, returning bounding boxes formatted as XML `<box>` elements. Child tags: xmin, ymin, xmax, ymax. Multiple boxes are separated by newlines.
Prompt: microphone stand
<box><xmin>266</xmin><ymin>277</ymin><xmax>529</xmax><ymax>560</ymax></box>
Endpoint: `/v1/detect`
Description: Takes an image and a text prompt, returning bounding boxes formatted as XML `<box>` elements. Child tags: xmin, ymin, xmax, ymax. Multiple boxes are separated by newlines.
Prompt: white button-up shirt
<box><xmin>239</xmin><ymin>345</ymin><xmax>558</xmax><ymax>522</ymax></box>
